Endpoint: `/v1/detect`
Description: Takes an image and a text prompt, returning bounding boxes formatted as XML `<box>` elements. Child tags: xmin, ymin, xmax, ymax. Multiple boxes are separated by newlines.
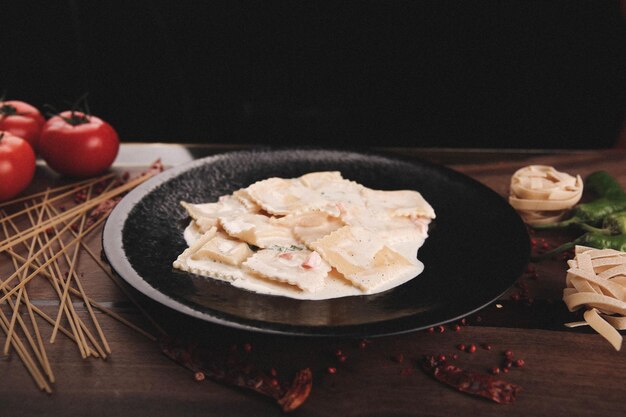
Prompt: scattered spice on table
<box><xmin>421</xmin><ymin>355</ymin><xmax>521</xmax><ymax>404</ymax></box>
<box><xmin>159</xmin><ymin>336</ymin><xmax>312</xmax><ymax>413</ymax></box>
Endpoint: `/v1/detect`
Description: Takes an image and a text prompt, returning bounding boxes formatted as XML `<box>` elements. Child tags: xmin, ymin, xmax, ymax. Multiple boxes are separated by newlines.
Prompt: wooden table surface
<box><xmin>2</xmin><ymin>144</ymin><xmax>626</xmax><ymax>417</ymax></box>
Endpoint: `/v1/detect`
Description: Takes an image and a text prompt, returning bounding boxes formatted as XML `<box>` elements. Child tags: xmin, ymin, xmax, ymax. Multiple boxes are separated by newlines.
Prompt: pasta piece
<box><xmin>173</xmin><ymin>227</ymin><xmax>250</xmax><ymax>282</ymax></box>
<box><xmin>191</xmin><ymin>231</ymin><xmax>254</xmax><ymax>266</ymax></box>
<box><xmin>362</xmin><ymin>189</ymin><xmax>436</xmax><ymax>219</ymax></box>
<box><xmin>180</xmin><ymin>196</ymin><xmax>249</xmax><ymax>231</ymax></box>
<box><xmin>243</xmin><ymin>248</ymin><xmax>331</xmax><ymax>292</ymax></box>
<box><xmin>274</xmin><ymin>211</ymin><xmax>345</xmax><ymax>246</ymax></box>
<box><xmin>174</xmin><ymin>171</ymin><xmax>435</xmax><ymax>299</ymax></box>
<box><xmin>246</xmin><ymin>177</ymin><xmax>327</xmax><ymax>215</ymax></box>
<box><xmin>233</xmin><ymin>188</ymin><xmax>262</xmax><ymax>212</ymax></box>
<box><xmin>509</xmin><ymin>165</ymin><xmax>583</xmax><ymax>225</ymax></box>
<box><xmin>310</xmin><ymin>226</ymin><xmax>415</xmax><ymax>291</ymax></box>
<box><xmin>299</xmin><ymin>171</ymin><xmax>344</xmax><ymax>188</ymax></box>
<box><xmin>563</xmin><ymin>246</ymin><xmax>626</xmax><ymax>350</ymax></box>
<box><xmin>219</xmin><ymin>212</ymin><xmax>300</xmax><ymax>248</ymax></box>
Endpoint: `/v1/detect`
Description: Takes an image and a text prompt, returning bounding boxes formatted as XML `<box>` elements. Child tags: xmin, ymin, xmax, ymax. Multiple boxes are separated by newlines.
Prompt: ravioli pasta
<box><xmin>173</xmin><ymin>171</ymin><xmax>435</xmax><ymax>300</ymax></box>
<box><xmin>563</xmin><ymin>246</ymin><xmax>626</xmax><ymax>350</ymax></box>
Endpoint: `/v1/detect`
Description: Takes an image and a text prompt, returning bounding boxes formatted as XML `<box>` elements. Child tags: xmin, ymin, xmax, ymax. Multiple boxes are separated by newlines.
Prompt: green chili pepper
<box><xmin>533</xmin><ymin>171</ymin><xmax>626</xmax><ymax>230</ymax></box>
<box><xmin>585</xmin><ymin>171</ymin><xmax>626</xmax><ymax>200</ymax></box>
<box><xmin>579</xmin><ymin>210</ymin><xmax>626</xmax><ymax>235</ymax></box>
<box><xmin>532</xmin><ymin>232</ymin><xmax>626</xmax><ymax>261</ymax></box>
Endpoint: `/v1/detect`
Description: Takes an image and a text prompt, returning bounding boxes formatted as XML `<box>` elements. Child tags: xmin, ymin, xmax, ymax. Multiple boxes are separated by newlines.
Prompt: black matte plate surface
<box><xmin>102</xmin><ymin>149</ymin><xmax>529</xmax><ymax>337</ymax></box>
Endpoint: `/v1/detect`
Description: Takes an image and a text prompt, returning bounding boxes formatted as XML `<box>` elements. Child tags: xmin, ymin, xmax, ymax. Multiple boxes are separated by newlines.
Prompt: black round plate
<box><xmin>102</xmin><ymin>149</ymin><xmax>529</xmax><ymax>337</ymax></box>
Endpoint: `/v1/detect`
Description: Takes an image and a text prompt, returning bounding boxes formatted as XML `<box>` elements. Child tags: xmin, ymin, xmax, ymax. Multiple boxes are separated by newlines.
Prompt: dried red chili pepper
<box><xmin>159</xmin><ymin>336</ymin><xmax>312</xmax><ymax>412</ymax></box>
<box><xmin>421</xmin><ymin>355</ymin><xmax>521</xmax><ymax>404</ymax></box>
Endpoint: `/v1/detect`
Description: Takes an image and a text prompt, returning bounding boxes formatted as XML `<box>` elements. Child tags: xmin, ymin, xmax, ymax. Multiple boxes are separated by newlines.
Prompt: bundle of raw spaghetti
<box><xmin>509</xmin><ymin>165</ymin><xmax>583</xmax><ymax>225</ymax></box>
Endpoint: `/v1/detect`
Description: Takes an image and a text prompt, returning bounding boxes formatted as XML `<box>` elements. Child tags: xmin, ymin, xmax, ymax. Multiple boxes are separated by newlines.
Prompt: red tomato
<box><xmin>0</xmin><ymin>131</ymin><xmax>36</xmax><ymax>202</ymax></box>
<box><xmin>0</xmin><ymin>100</ymin><xmax>45</xmax><ymax>151</ymax></box>
<box><xmin>39</xmin><ymin>111</ymin><xmax>120</xmax><ymax>178</ymax></box>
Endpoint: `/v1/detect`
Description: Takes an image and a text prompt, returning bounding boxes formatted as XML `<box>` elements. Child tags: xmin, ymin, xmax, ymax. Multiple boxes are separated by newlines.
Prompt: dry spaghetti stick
<box><xmin>16</xmin><ymin>205</ymin><xmax>89</xmax><ymax>358</ymax></box>
<box><xmin>0</xmin><ymin>215</ymin><xmax>108</xmax><ymax>309</ymax></box>
<box><xmin>3</xmin><ymin>243</ymin><xmax>156</xmax><ymax>342</ymax></box>
<box><xmin>1</xmin><ymin>206</ymin><xmax>55</xmax><ymax>382</ymax></box>
<box><xmin>0</xmin><ymin>306</ymin><xmax>52</xmax><ymax>393</ymax></box>
<box><xmin>0</xmin><ymin>272</ymin><xmax>55</xmax><ymax>381</ymax></box>
<box><xmin>0</xmin><ymin>178</ymin><xmax>112</xmax><ymax>227</ymax></box>
<box><xmin>4</xmin><ymin>196</ymin><xmax>49</xmax><ymax>355</ymax></box>
<box><xmin>46</xmin><ymin>190</ymin><xmax>111</xmax><ymax>354</ymax></box>
<box><xmin>33</xmin><ymin>211</ymin><xmax>90</xmax><ymax>357</ymax></box>
<box><xmin>0</xmin><ymin>172</ymin><xmax>115</xmax><ymax>209</ymax></box>
<box><xmin>0</xmin><ymin>173</ymin><xmax>153</xmax><ymax>252</ymax></box>
<box><xmin>50</xmin><ymin>186</ymin><xmax>92</xmax><ymax>344</ymax></box>
<box><xmin>4</xmin><ymin>210</ymin><xmax>105</xmax><ymax>358</ymax></box>
<box><xmin>0</xmin><ymin>211</ymin><xmax>83</xmax><ymax>295</ymax></box>
<box><xmin>47</xmin><ymin>204</ymin><xmax>166</xmax><ymax>337</ymax></box>
<box><xmin>36</xmin><ymin>203</ymin><xmax>104</xmax><ymax>358</ymax></box>
<box><xmin>33</xmin><ymin>206</ymin><xmax>107</xmax><ymax>360</ymax></box>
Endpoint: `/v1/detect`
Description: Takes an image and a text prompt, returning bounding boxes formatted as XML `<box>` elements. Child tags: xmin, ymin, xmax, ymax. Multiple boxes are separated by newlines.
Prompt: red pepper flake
<box><xmin>502</xmin><ymin>367</ymin><xmax>510</xmax><ymax>373</ymax></box>
<box><xmin>452</xmin><ymin>324</ymin><xmax>461</xmax><ymax>332</ymax></box>
<box><xmin>194</xmin><ymin>371</ymin><xmax>205</xmax><ymax>381</ymax></box>
<box><xmin>490</xmin><ymin>367</ymin><xmax>500</xmax><ymax>375</ymax></box>
<box><xmin>515</xmin><ymin>359</ymin><xmax>525</xmax><ymax>368</ymax></box>
<box><xmin>481</xmin><ymin>343</ymin><xmax>492</xmax><ymax>351</ymax></box>
<box><xmin>327</xmin><ymin>367</ymin><xmax>337</xmax><ymax>375</ymax></box>
<box><xmin>437</xmin><ymin>325</ymin><xmax>445</xmax><ymax>333</ymax></box>
<box><xmin>270</xmin><ymin>379</ymin><xmax>280</xmax><ymax>387</ymax></box>
<box><xmin>466</xmin><ymin>344</ymin><xmax>477</xmax><ymax>354</ymax></box>
<box><xmin>337</xmin><ymin>354</ymin><xmax>347</xmax><ymax>363</ymax></box>
<box><xmin>269</xmin><ymin>368</ymin><xmax>277</xmax><ymax>377</ymax></box>
<box><xmin>400</xmin><ymin>367</ymin><xmax>414</xmax><ymax>376</ymax></box>
<box><xmin>452</xmin><ymin>354</ymin><xmax>459</xmax><ymax>360</ymax></box>
<box><xmin>421</xmin><ymin>356</ymin><xmax>521</xmax><ymax>404</ymax></box>
<box><xmin>437</xmin><ymin>354</ymin><xmax>446</xmax><ymax>362</ymax></box>
<box><xmin>426</xmin><ymin>327</ymin><xmax>435</xmax><ymax>333</ymax></box>
<box><xmin>457</xmin><ymin>344</ymin><xmax>466</xmax><ymax>351</ymax></box>
<box><xmin>460</xmin><ymin>318</ymin><xmax>467</xmax><ymax>326</ymax></box>
<box><xmin>334</xmin><ymin>349</ymin><xmax>343</xmax><ymax>357</ymax></box>
<box><xmin>504</xmin><ymin>350</ymin><xmax>513</xmax><ymax>358</ymax></box>
<box><xmin>358</xmin><ymin>339</ymin><xmax>369</xmax><ymax>349</ymax></box>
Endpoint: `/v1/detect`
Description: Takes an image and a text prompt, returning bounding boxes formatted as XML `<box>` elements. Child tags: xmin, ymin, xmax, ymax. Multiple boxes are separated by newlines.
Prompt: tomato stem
<box><xmin>0</xmin><ymin>104</ymin><xmax>18</xmax><ymax>117</ymax></box>
<box><xmin>45</xmin><ymin>93</ymin><xmax>93</xmax><ymax>126</ymax></box>
<box><xmin>61</xmin><ymin>112</ymin><xmax>91</xmax><ymax>126</ymax></box>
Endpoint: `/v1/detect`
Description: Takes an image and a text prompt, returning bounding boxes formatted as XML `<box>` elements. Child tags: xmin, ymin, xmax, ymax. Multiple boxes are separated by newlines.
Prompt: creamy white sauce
<box><xmin>182</xmin><ymin>221</ymin><xmax>425</xmax><ymax>300</ymax></box>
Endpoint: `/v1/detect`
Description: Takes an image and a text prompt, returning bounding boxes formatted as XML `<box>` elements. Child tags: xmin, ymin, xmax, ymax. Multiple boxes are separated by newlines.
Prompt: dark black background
<box><xmin>3</xmin><ymin>1</ymin><xmax>625</xmax><ymax>148</ymax></box>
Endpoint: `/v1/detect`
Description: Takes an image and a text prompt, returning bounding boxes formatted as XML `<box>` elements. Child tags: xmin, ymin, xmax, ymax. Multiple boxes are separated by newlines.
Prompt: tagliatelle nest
<box><xmin>563</xmin><ymin>246</ymin><xmax>626</xmax><ymax>350</ymax></box>
<box><xmin>509</xmin><ymin>165</ymin><xmax>583</xmax><ymax>225</ymax></box>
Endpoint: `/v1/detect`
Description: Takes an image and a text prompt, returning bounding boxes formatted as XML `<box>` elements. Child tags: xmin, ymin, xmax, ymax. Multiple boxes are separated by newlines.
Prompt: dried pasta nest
<box><xmin>563</xmin><ymin>246</ymin><xmax>626</xmax><ymax>351</ymax></box>
<box><xmin>508</xmin><ymin>165</ymin><xmax>583</xmax><ymax>225</ymax></box>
